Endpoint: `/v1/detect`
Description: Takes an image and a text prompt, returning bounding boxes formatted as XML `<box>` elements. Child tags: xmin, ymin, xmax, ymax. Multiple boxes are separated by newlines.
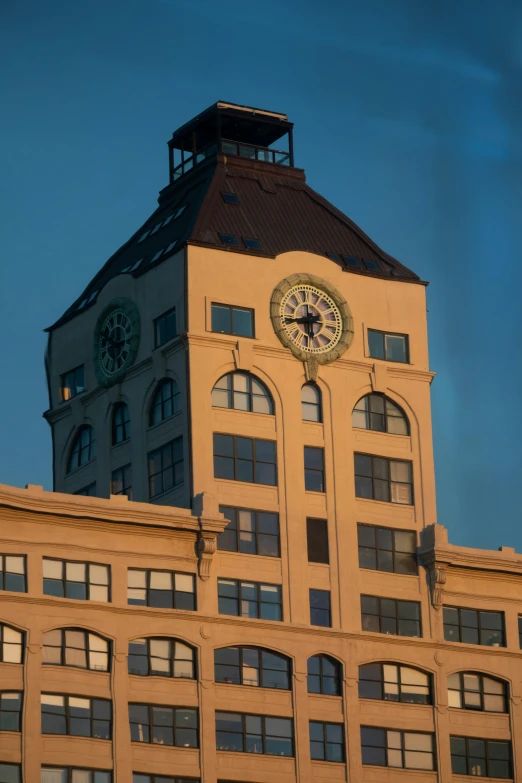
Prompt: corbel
<box><xmin>371</xmin><ymin>362</ymin><xmax>388</xmax><ymax>393</ymax></box>
<box><xmin>193</xmin><ymin>492</ymin><xmax>227</xmax><ymax>581</ymax></box>
<box><xmin>233</xmin><ymin>339</ymin><xmax>254</xmax><ymax>372</ymax></box>
<box><xmin>304</xmin><ymin>356</ymin><xmax>319</xmax><ymax>382</ymax></box>
<box><xmin>427</xmin><ymin>562</ymin><xmax>447</xmax><ymax>609</ymax></box>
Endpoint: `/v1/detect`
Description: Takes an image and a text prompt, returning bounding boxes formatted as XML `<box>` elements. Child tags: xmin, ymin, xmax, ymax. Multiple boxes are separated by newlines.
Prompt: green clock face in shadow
<box><xmin>93</xmin><ymin>298</ymin><xmax>140</xmax><ymax>387</ymax></box>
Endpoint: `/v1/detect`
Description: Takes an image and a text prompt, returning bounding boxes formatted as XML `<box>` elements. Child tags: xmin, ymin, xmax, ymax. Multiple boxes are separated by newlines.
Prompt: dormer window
<box><xmin>221</xmin><ymin>192</ymin><xmax>240</xmax><ymax>205</ymax></box>
<box><xmin>363</xmin><ymin>259</ymin><xmax>381</xmax><ymax>272</ymax></box>
<box><xmin>150</xmin><ymin>222</ymin><xmax>163</xmax><ymax>235</ymax></box>
<box><xmin>162</xmin><ymin>214</ymin><xmax>174</xmax><ymax>226</ymax></box>
<box><xmin>219</xmin><ymin>233</ymin><xmax>239</xmax><ymax>246</ymax></box>
<box><xmin>174</xmin><ymin>206</ymin><xmax>186</xmax><ymax>219</ymax></box>
<box><xmin>137</xmin><ymin>230</ymin><xmax>150</xmax><ymax>243</ymax></box>
<box><xmin>342</xmin><ymin>255</ymin><xmax>361</xmax><ymax>268</ymax></box>
<box><xmin>242</xmin><ymin>237</ymin><xmax>262</xmax><ymax>250</ymax></box>
<box><xmin>150</xmin><ymin>250</ymin><xmax>164</xmax><ymax>263</ymax></box>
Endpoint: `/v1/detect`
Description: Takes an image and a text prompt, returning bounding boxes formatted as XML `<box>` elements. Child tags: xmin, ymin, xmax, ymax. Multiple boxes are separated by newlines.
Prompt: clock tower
<box><xmin>44</xmin><ymin>100</ymin><xmax>435</xmax><ymax>538</ymax></box>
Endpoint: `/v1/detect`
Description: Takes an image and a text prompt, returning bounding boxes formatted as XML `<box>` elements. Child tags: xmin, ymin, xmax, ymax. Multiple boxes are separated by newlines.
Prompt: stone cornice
<box><xmin>419</xmin><ymin>523</ymin><xmax>522</xmax><ymax>576</ymax></box>
<box><xmin>2</xmin><ymin>591</ymin><xmax>522</xmax><ymax>661</ymax></box>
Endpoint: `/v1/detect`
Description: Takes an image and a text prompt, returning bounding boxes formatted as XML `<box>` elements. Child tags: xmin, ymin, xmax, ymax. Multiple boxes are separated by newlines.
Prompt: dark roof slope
<box><xmin>49</xmin><ymin>154</ymin><xmax>422</xmax><ymax>330</ymax></box>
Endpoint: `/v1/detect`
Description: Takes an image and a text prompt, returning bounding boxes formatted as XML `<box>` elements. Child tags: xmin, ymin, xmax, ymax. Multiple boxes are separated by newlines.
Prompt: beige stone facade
<box><xmin>3</xmin><ymin>103</ymin><xmax>518</xmax><ymax>781</ymax></box>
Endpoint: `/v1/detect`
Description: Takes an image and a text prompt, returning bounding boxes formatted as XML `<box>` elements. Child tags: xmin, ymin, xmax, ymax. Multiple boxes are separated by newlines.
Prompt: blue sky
<box><xmin>1</xmin><ymin>0</ymin><xmax>521</xmax><ymax>550</ymax></box>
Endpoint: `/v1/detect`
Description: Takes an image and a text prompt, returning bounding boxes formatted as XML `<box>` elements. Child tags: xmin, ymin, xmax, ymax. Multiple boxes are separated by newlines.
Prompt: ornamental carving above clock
<box><xmin>93</xmin><ymin>298</ymin><xmax>140</xmax><ymax>387</ymax></box>
<box><xmin>270</xmin><ymin>274</ymin><xmax>353</xmax><ymax>370</ymax></box>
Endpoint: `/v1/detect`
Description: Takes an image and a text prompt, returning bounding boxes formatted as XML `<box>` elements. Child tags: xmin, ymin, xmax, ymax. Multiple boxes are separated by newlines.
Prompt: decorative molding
<box><xmin>197</xmin><ymin>533</ymin><xmax>217</xmax><ymax>580</ymax></box>
<box><xmin>371</xmin><ymin>362</ymin><xmax>388</xmax><ymax>393</ymax></box>
<box><xmin>427</xmin><ymin>563</ymin><xmax>447</xmax><ymax>609</ymax></box>
<box><xmin>193</xmin><ymin>491</ymin><xmax>228</xmax><ymax>581</ymax></box>
<box><xmin>233</xmin><ymin>339</ymin><xmax>254</xmax><ymax>372</ymax></box>
<box><xmin>304</xmin><ymin>356</ymin><xmax>319</xmax><ymax>382</ymax></box>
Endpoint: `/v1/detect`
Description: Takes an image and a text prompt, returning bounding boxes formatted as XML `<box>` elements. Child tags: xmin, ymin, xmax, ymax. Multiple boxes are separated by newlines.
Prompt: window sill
<box><xmin>66</xmin><ymin>460</ymin><xmax>96</xmax><ymax>479</ymax></box>
<box><xmin>214</xmin><ymin>478</ymin><xmax>278</xmax><ymax>489</ymax></box>
<box><xmin>42</xmin><ymin>594</ymin><xmax>110</xmax><ymax>606</ymax></box>
<box><xmin>355</xmin><ymin>496</ymin><xmax>414</xmax><ymax>509</ymax></box>
<box><xmin>359</xmin><ymin>568</ymin><xmax>419</xmax><ymax>579</ymax></box>
<box><xmin>147</xmin><ymin>411</ymin><xmax>183</xmax><ymax>433</ymax></box>
<box><xmin>149</xmin><ymin>482</ymin><xmax>185</xmax><ymax>502</ymax></box>
<box><xmin>362</xmin><ymin>766</ymin><xmax>436</xmax><ymax>775</ymax></box>
<box><xmin>217</xmin><ymin>549</ymin><xmax>281</xmax><ymax>562</ymax></box>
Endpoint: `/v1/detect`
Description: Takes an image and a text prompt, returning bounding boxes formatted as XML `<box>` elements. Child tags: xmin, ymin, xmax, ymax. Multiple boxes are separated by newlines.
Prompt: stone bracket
<box><xmin>233</xmin><ymin>339</ymin><xmax>254</xmax><ymax>372</ymax></box>
<box><xmin>193</xmin><ymin>492</ymin><xmax>227</xmax><ymax>581</ymax></box>
<box><xmin>371</xmin><ymin>362</ymin><xmax>388</xmax><ymax>393</ymax></box>
<box><xmin>304</xmin><ymin>357</ymin><xmax>319</xmax><ymax>382</ymax></box>
<box><xmin>427</xmin><ymin>562</ymin><xmax>447</xmax><ymax>609</ymax></box>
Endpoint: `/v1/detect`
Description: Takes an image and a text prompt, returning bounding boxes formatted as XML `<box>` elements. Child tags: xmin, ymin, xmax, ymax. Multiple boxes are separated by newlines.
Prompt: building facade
<box><xmin>0</xmin><ymin>102</ymin><xmax>519</xmax><ymax>782</ymax></box>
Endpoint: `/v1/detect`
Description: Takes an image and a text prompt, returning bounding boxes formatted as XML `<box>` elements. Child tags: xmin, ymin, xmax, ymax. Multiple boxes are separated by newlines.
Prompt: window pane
<box><xmin>212</xmin><ymin>305</ymin><xmax>232</xmax><ymax>333</ymax></box>
<box><xmin>368</xmin><ymin>330</ymin><xmax>384</xmax><ymax>359</ymax></box>
<box><xmin>232</xmin><ymin>308</ymin><xmax>253</xmax><ymax>337</ymax></box>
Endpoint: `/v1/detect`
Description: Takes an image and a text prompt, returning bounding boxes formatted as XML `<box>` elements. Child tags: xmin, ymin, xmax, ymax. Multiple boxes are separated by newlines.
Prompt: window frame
<box><xmin>42</xmin><ymin>628</ymin><xmax>110</xmax><ymax>673</ymax></box>
<box><xmin>357</xmin><ymin>524</ymin><xmax>417</xmax><ymax>575</ymax></box>
<box><xmin>217</xmin><ymin>506</ymin><xmax>280</xmax><ymax>557</ymax></box>
<box><xmin>42</xmin><ymin>558</ymin><xmax>110</xmax><ymax>603</ymax></box>
<box><xmin>354</xmin><ymin>453</ymin><xmax>413</xmax><ymax>505</ymax></box>
<box><xmin>112</xmin><ymin>402</ymin><xmax>130</xmax><ymax>445</ymax></box>
<box><xmin>307</xmin><ymin>655</ymin><xmax>342</xmax><ymax>696</ymax></box>
<box><xmin>149</xmin><ymin>379</ymin><xmax>181</xmax><ymax>426</ymax></box>
<box><xmin>214</xmin><ymin>646</ymin><xmax>291</xmax><ymax>690</ymax></box>
<box><xmin>0</xmin><ymin>691</ymin><xmax>22</xmax><ymax>732</ymax></box>
<box><xmin>304</xmin><ymin>446</ymin><xmax>325</xmax><ymax>493</ymax></box>
<box><xmin>215</xmin><ymin>711</ymin><xmax>294</xmax><ymax>757</ymax></box>
<box><xmin>358</xmin><ymin>662</ymin><xmax>432</xmax><ymax>705</ymax></box>
<box><xmin>211</xmin><ymin>302</ymin><xmax>255</xmax><ymax>338</ymax></box>
<box><xmin>127</xmin><ymin>637</ymin><xmax>196</xmax><ymax>680</ymax></box>
<box><xmin>309</xmin><ymin>720</ymin><xmax>345</xmax><ymax>763</ymax></box>
<box><xmin>443</xmin><ymin>606</ymin><xmax>506</xmax><ymax>647</ymax></box>
<box><xmin>131</xmin><ymin>776</ymin><xmax>192</xmax><ymax>783</ymax></box>
<box><xmin>41</xmin><ymin>769</ymin><xmax>112</xmax><ymax>783</ymax></box>
<box><xmin>41</xmin><ymin>692</ymin><xmax>112</xmax><ymax>740</ymax></box>
<box><xmin>148</xmin><ymin>437</ymin><xmax>184</xmax><ymax>498</ymax></box>
<box><xmin>361</xmin><ymin>595</ymin><xmax>422</xmax><ymax>638</ymax></box>
<box><xmin>309</xmin><ymin>589</ymin><xmax>331</xmax><ymax>628</ymax></box>
<box><xmin>111</xmin><ymin>464</ymin><xmax>132</xmax><ymax>499</ymax></box>
<box><xmin>450</xmin><ymin>735</ymin><xmax>512</xmax><ymax>779</ymax></box>
<box><xmin>301</xmin><ymin>383</ymin><xmax>322</xmax><ymax>423</ymax></box>
<box><xmin>447</xmin><ymin>671</ymin><xmax>507</xmax><ymax>713</ymax></box>
<box><xmin>127</xmin><ymin>568</ymin><xmax>196</xmax><ymax>611</ymax></box>
<box><xmin>0</xmin><ymin>554</ymin><xmax>27</xmax><ymax>593</ymax></box>
<box><xmin>352</xmin><ymin>393</ymin><xmax>409</xmax><ymax>435</ymax></box>
<box><xmin>217</xmin><ymin>578</ymin><xmax>282</xmax><ymax>621</ymax></box>
<box><xmin>361</xmin><ymin>726</ymin><xmax>435</xmax><ymax>770</ymax></box>
<box><xmin>128</xmin><ymin>702</ymin><xmax>199</xmax><ymax>748</ymax></box>
<box><xmin>60</xmin><ymin>365</ymin><xmax>85</xmax><ymax>402</ymax></box>
<box><xmin>74</xmin><ymin>483</ymin><xmax>97</xmax><ymax>497</ymax></box>
<box><xmin>367</xmin><ymin>329</ymin><xmax>409</xmax><ymax>363</ymax></box>
<box><xmin>67</xmin><ymin>426</ymin><xmax>95</xmax><ymax>473</ymax></box>
<box><xmin>213</xmin><ymin>433</ymin><xmax>277</xmax><ymax>486</ymax></box>
<box><xmin>211</xmin><ymin>372</ymin><xmax>274</xmax><ymax>415</ymax></box>
<box><xmin>0</xmin><ymin>623</ymin><xmax>23</xmax><ymax>664</ymax></box>
<box><xmin>153</xmin><ymin>307</ymin><xmax>177</xmax><ymax>349</ymax></box>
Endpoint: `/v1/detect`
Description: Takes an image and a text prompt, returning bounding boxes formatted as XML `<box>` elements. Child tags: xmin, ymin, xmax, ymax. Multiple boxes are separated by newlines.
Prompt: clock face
<box><xmin>98</xmin><ymin>308</ymin><xmax>133</xmax><ymax>377</ymax></box>
<box><xmin>93</xmin><ymin>298</ymin><xmax>140</xmax><ymax>387</ymax></box>
<box><xmin>270</xmin><ymin>274</ymin><xmax>353</xmax><ymax>366</ymax></box>
<box><xmin>280</xmin><ymin>284</ymin><xmax>343</xmax><ymax>354</ymax></box>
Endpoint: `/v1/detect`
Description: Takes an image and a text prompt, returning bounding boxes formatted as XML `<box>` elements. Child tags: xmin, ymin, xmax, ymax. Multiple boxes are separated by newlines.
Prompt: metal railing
<box><xmin>171</xmin><ymin>138</ymin><xmax>291</xmax><ymax>181</ymax></box>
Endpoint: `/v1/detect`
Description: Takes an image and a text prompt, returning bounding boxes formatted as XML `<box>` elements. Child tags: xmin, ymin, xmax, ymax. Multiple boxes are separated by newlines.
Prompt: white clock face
<box><xmin>279</xmin><ymin>284</ymin><xmax>343</xmax><ymax>354</ymax></box>
<box><xmin>98</xmin><ymin>308</ymin><xmax>133</xmax><ymax>378</ymax></box>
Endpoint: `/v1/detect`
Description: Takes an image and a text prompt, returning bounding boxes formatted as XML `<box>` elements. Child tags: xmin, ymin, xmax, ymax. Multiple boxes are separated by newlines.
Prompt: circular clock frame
<box><xmin>93</xmin><ymin>298</ymin><xmax>141</xmax><ymax>387</ymax></box>
<box><xmin>270</xmin><ymin>273</ymin><xmax>354</xmax><ymax>365</ymax></box>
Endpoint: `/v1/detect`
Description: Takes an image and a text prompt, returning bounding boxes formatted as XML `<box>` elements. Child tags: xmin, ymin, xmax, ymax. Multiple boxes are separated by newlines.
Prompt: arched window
<box><xmin>128</xmin><ymin>637</ymin><xmax>195</xmax><ymax>679</ymax></box>
<box><xmin>0</xmin><ymin>624</ymin><xmax>23</xmax><ymax>664</ymax></box>
<box><xmin>301</xmin><ymin>384</ymin><xmax>322</xmax><ymax>422</ymax></box>
<box><xmin>352</xmin><ymin>394</ymin><xmax>409</xmax><ymax>435</ymax></box>
<box><xmin>42</xmin><ymin>628</ymin><xmax>109</xmax><ymax>672</ymax></box>
<box><xmin>211</xmin><ymin>372</ymin><xmax>273</xmax><ymax>415</ymax></box>
<box><xmin>307</xmin><ymin>655</ymin><xmax>341</xmax><ymax>695</ymax></box>
<box><xmin>149</xmin><ymin>379</ymin><xmax>181</xmax><ymax>426</ymax></box>
<box><xmin>448</xmin><ymin>672</ymin><xmax>507</xmax><ymax>713</ymax></box>
<box><xmin>67</xmin><ymin>426</ymin><xmax>95</xmax><ymax>473</ymax></box>
<box><xmin>214</xmin><ymin>646</ymin><xmax>290</xmax><ymax>689</ymax></box>
<box><xmin>359</xmin><ymin>662</ymin><xmax>431</xmax><ymax>704</ymax></box>
<box><xmin>112</xmin><ymin>402</ymin><xmax>130</xmax><ymax>445</ymax></box>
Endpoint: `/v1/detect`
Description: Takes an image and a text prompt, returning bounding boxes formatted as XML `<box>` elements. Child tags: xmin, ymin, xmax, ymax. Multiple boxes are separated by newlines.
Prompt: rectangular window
<box><xmin>148</xmin><ymin>437</ymin><xmax>184</xmax><ymax>497</ymax></box>
<box><xmin>218</xmin><ymin>506</ymin><xmax>280</xmax><ymax>557</ymax></box>
<box><xmin>450</xmin><ymin>736</ymin><xmax>512</xmax><ymax>778</ymax></box>
<box><xmin>306</xmin><ymin>519</ymin><xmax>329</xmax><ymax>564</ymax></box>
<box><xmin>43</xmin><ymin>559</ymin><xmax>110</xmax><ymax>602</ymax></box>
<box><xmin>357</xmin><ymin>524</ymin><xmax>417</xmax><ymax>575</ymax></box>
<box><xmin>41</xmin><ymin>694</ymin><xmax>112</xmax><ymax>739</ymax></box>
<box><xmin>127</xmin><ymin>569</ymin><xmax>195</xmax><ymax>611</ymax></box>
<box><xmin>0</xmin><ymin>692</ymin><xmax>22</xmax><ymax>731</ymax></box>
<box><xmin>361</xmin><ymin>727</ymin><xmax>435</xmax><ymax>770</ymax></box>
<box><xmin>310</xmin><ymin>721</ymin><xmax>345</xmax><ymax>763</ymax></box>
<box><xmin>0</xmin><ymin>556</ymin><xmax>26</xmax><ymax>593</ymax></box>
<box><xmin>111</xmin><ymin>465</ymin><xmax>132</xmax><ymax>499</ymax></box>
<box><xmin>215</xmin><ymin>712</ymin><xmax>294</xmax><ymax>756</ymax></box>
<box><xmin>242</xmin><ymin>237</ymin><xmax>262</xmax><ymax>250</ymax></box>
<box><xmin>0</xmin><ymin>765</ymin><xmax>20</xmax><ymax>782</ymax></box>
<box><xmin>361</xmin><ymin>595</ymin><xmax>421</xmax><ymax>637</ymax></box>
<box><xmin>154</xmin><ymin>307</ymin><xmax>177</xmax><ymax>348</ymax></box>
<box><xmin>42</xmin><ymin>770</ymin><xmax>112</xmax><ymax>783</ymax></box>
<box><xmin>129</xmin><ymin>704</ymin><xmax>198</xmax><ymax>748</ymax></box>
<box><xmin>74</xmin><ymin>483</ymin><xmax>97</xmax><ymax>497</ymax></box>
<box><xmin>213</xmin><ymin>434</ymin><xmax>277</xmax><ymax>486</ymax></box>
<box><xmin>218</xmin><ymin>578</ymin><xmax>282</xmax><ymax>621</ymax></box>
<box><xmin>304</xmin><ymin>447</ymin><xmax>325</xmax><ymax>492</ymax></box>
<box><xmin>60</xmin><ymin>365</ymin><xmax>85</xmax><ymax>401</ymax></box>
<box><xmin>443</xmin><ymin>606</ymin><xmax>505</xmax><ymax>647</ymax></box>
<box><xmin>354</xmin><ymin>453</ymin><xmax>413</xmax><ymax>505</ymax></box>
<box><xmin>211</xmin><ymin>303</ymin><xmax>254</xmax><ymax>338</ymax></box>
<box><xmin>310</xmin><ymin>589</ymin><xmax>331</xmax><ymax>627</ymax></box>
<box><xmin>221</xmin><ymin>191</ymin><xmax>240</xmax><ymax>205</ymax></box>
<box><xmin>368</xmin><ymin>329</ymin><xmax>409</xmax><ymax>363</ymax></box>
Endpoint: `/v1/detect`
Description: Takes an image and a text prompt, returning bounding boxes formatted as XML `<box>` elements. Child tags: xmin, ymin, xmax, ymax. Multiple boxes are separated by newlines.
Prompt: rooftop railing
<box><xmin>171</xmin><ymin>138</ymin><xmax>291</xmax><ymax>181</ymax></box>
